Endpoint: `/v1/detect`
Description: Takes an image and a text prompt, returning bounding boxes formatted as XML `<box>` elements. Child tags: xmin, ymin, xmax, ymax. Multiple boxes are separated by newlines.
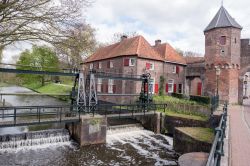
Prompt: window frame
<box><xmin>110</xmin><ymin>61</ymin><xmax>114</xmax><ymax>68</ymax></box>
<box><xmin>172</xmin><ymin>66</ymin><xmax>176</xmax><ymax>73</ymax></box>
<box><xmin>108</xmin><ymin>79</ymin><xmax>114</xmax><ymax>93</ymax></box>
<box><xmin>97</xmin><ymin>78</ymin><xmax>102</xmax><ymax>92</ymax></box>
<box><xmin>168</xmin><ymin>79</ymin><xmax>174</xmax><ymax>93</ymax></box>
<box><xmin>148</xmin><ymin>78</ymin><xmax>155</xmax><ymax>94</ymax></box>
<box><xmin>129</xmin><ymin>58</ymin><xmax>136</xmax><ymax>66</ymax></box>
<box><xmin>99</xmin><ymin>62</ymin><xmax>102</xmax><ymax>69</ymax></box>
<box><xmin>149</xmin><ymin>63</ymin><xmax>154</xmax><ymax>71</ymax></box>
<box><xmin>220</xmin><ymin>36</ymin><xmax>226</xmax><ymax>45</ymax></box>
<box><xmin>90</xmin><ymin>63</ymin><xmax>93</xmax><ymax>70</ymax></box>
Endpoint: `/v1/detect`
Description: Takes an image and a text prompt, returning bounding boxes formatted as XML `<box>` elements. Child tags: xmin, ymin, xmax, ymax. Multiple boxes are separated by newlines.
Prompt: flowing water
<box><xmin>0</xmin><ymin>86</ymin><xmax>178</xmax><ymax>166</ymax></box>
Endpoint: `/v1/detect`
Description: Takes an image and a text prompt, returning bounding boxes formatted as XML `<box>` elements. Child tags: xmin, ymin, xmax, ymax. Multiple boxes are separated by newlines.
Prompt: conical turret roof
<box><xmin>204</xmin><ymin>6</ymin><xmax>242</xmax><ymax>32</ymax></box>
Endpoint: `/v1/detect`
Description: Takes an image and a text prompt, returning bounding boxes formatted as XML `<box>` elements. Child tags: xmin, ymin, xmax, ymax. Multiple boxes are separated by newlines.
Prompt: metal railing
<box><xmin>0</xmin><ymin>103</ymin><xmax>168</xmax><ymax>127</ymax></box>
<box><xmin>206</xmin><ymin>102</ymin><xmax>228</xmax><ymax>166</ymax></box>
<box><xmin>79</xmin><ymin>103</ymin><xmax>168</xmax><ymax>117</ymax></box>
<box><xmin>0</xmin><ymin>105</ymin><xmax>80</xmax><ymax>127</ymax></box>
<box><xmin>211</xmin><ymin>95</ymin><xmax>219</xmax><ymax>114</ymax></box>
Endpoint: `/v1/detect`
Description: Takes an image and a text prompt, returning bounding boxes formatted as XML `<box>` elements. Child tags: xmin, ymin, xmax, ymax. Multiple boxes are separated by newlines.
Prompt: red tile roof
<box><xmin>84</xmin><ymin>35</ymin><xmax>164</xmax><ymax>63</ymax></box>
<box><xmin>153</xmin><ymin>43</ymin><xmax>186</xmax><ymax>64</ymax></box>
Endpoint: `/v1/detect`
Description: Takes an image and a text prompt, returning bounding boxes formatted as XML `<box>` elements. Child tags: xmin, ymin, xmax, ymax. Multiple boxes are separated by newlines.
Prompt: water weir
<box><xmin>0</xmin><ymin>129</ymin><xmax>70</xmax><ymax>151</ymax></box>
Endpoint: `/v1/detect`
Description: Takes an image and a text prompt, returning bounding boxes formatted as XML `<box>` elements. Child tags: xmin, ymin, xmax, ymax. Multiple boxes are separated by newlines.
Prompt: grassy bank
<box><xmin>163</xmin><ymin>109</ymin><xmax>209</xmax><ymax>121</ymax></box>
<box><xmin>23</xmin><ymin>82</ymin><xmax>72</xmax><ymax>101</ymax></box>
<box><xmin>176</xmin><ymin>127</ymin><xmax>214</xmax><ymax>143</ymax></box>
<box><xmin>153</xmin><ymin>95</ymin><xmax>208</xmax><ymax>106</ymax></box>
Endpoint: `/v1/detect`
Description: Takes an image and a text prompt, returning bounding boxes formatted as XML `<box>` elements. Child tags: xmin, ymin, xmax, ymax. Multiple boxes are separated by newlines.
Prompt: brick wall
<box><xmin>204</xmin><ymin>27</ymin><xmax>241</xmax><ymax>103</ymax></box>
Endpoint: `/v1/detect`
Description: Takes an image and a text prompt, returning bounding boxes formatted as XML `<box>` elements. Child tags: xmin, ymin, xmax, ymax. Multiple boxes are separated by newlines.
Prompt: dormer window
<box><xmin>220</xmin><ymin>36</ymin><xmax>226</xmax><ymax>45</ymax></box>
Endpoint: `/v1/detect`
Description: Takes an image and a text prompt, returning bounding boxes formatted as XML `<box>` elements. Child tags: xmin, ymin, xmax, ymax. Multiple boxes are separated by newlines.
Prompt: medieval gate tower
<box><xmin>204</xmin><ymin>6</ymin><xmax>242</xmax><ymax>103</ymax></box>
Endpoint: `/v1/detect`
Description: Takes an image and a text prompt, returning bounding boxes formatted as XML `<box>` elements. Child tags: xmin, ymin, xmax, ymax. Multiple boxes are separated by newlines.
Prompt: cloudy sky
<box><xmin>3</xmin><ymin>0</ymin><xmax>250</xmax><ymax>62</ymax></box>
<box><xmin>85</xmin><ymin>0</ymin><xmax>250</xmax><ymax>53</ymax></box>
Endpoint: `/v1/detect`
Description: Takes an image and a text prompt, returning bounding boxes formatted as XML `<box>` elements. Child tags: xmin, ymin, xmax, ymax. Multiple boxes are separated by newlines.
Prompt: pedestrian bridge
<box><xmin>0</xmin><ymin>104</ymin><xmax>166</xmax><ymax>127</ymax></box>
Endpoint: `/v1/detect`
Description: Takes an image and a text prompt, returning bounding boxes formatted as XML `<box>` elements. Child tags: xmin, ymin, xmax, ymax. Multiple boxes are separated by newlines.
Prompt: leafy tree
<box><xmin>0</xmin><ymin>0</ymin><xmax>91</xmax><ymax>50</ymax></box>
<box><xmin>17</xmin><ymin>45</ymin><xmax>59</xmax><ymax>86</ymax></box>
<box><xmin>159</xmin><ymin>76</ymin><xmax>165</xmax><ymax>96</ymax></box>
<box><xmin>111</xmin><ymin>32</ymin><xmax>138</xmax><ymax>44</ymax></box>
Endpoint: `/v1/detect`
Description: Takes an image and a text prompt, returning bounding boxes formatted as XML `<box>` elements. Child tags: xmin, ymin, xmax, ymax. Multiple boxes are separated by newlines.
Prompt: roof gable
<box><xmin>153</xmin><ymin>43</ymin><xmax>186</xmax><ymax>64</ymax></box>
<box><xmin>204</xmin><ymin>6</ymin><xmax>242</xmax><ymax>32</ymax></box>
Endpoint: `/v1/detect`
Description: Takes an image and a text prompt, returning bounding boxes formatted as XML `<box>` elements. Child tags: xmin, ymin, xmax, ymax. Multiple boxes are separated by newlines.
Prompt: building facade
<box><xmin>83</xmin><ymin>36</ymin><xmax>186</xmax><ymax>104</ymax></box>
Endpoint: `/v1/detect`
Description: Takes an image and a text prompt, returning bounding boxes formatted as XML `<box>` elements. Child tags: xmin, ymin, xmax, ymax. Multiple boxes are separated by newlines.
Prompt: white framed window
<box><xmin>99</xmin><ymin>62</ymin><xmax>102</xmax><ymax>69</ymax></box>
<box><xmin>97</xmin><ymin>78</ymin><xmax>102</xmax><ymax>92</ymax></box>
<box><xmin>149</xmin><ymin>78</ymin><xmax>155</xmax><ymax>94</ymax></box>
<box><xmin>172</xmin><ymin>66</ymin><xmax>176</xmax><ymax>73</ymax></box>
<box><xmin>110</xmin><ymin>61</ymin><xmax>114</xmax><ymax>68</ymax></box>
<box><xmin>90</xmin><ymin>63</ymin><xmax>93</xmax><ymax>70</ymax></box>
<box><xmin>168</xmin><ymin>79</ymin><xmax>174</xmax><ymax>93</ymax></box>
<box><xmin>129</xmin><ymin>58</ymin><xmax>136</xmax><ymax>66</ymax></box>
<box><xmin>108</xmin><ymin>79</ymin><xmax>114</xmax><ymax>93</ymax></box>
<box><xmin>149</xmin><ymin>63</ymin><xmax>154</xmax><ymax>70</ymax></box>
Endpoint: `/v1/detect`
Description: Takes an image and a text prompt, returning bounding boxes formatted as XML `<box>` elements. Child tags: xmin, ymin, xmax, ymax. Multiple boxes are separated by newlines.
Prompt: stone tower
<box><xmin>204</xmin><ymin>6</ymin><xmax>242</xmax><ymax>103</ymax></box>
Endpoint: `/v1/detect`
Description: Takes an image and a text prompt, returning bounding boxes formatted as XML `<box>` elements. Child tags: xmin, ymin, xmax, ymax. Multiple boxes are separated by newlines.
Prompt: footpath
<box><xmin>227</xmin><ymin>101</ymin><xmax>250</xmax><ymax>166</ymax></box>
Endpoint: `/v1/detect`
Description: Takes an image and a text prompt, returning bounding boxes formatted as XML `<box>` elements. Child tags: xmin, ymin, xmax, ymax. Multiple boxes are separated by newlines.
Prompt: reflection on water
<box><xmin>0</xmin><ymin>86</ymin><xmax>67</xmax><ymax>135</ymax></box>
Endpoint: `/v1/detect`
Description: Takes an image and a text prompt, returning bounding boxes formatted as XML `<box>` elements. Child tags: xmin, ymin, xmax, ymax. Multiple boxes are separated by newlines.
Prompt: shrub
<box><xmin>190</xmin><ymin>95</ymin><xmax>210</xmax><ymax>105</ymax></box>
<box><xmin>172</xmin><ymin>93</ymin><xmax>184</xmax><ymax>99</ymax></box>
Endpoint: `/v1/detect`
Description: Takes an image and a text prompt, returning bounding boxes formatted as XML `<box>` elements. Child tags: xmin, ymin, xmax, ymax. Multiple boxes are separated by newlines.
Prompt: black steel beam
<box><xmin>0</xmin><ymin>68</ymin><xmax>78</xmax><ymax>76</ymax></box>
<box><xmin>95</xmin><ymin>74</ymin><xmax>143</xmax><ymax>81</ymax></box>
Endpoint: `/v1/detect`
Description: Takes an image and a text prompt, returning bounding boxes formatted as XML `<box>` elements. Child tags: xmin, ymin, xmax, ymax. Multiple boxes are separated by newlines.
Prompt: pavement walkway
<box><xmin>228</xmin><ymin>100</ymin><xmax>250</xmax><ymax>166</ymax></box>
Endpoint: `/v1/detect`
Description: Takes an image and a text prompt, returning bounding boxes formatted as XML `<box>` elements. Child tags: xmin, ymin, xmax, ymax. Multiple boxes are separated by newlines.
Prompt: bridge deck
<box><xmin>106</xmin><ymin>111</ymin><xmax>156</xmax><ymax>118</ymax></box>
<box><xmin>0</xmin><ymin>116</ymin><xmax>79</xmax><ymax>127</ymax></box>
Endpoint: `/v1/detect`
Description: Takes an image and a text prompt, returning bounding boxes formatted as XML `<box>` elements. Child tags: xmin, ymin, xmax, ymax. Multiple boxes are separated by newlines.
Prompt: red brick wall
<box><xmin>204</xmin><ymin>27</ymin><xmax>241</xmax><ymax>103</ymax></box>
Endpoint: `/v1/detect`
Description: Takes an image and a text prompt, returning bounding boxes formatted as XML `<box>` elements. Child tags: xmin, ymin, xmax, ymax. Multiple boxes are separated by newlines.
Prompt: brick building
<box><xmin>83</xmin><ymin>5</ymin><xmax>250</xmax><ymax>104</ymax></box>
<box><xmin>83</xmin><ymin>35</ymin><xmax>186</xmax><ymax>103</ymax></box>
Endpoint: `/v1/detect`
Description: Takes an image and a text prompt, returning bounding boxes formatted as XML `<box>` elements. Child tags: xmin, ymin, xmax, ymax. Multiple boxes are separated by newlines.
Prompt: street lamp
<box><xmin>216</xmin><ymin>67</ymin><xmax>221</xmax><ymax>96</ymax></box>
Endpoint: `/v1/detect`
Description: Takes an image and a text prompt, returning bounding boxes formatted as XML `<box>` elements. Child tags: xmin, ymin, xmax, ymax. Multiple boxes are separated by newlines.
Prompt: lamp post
<box><xmin>216</xmin><ymin>67</ymin><xmax>221</xmax><ymax>96</ymax></box>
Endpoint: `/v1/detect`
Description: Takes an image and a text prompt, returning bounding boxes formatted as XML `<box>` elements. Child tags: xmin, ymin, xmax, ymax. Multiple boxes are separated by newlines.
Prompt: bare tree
<box><xmin>54</xmin><ymin>23</ymin><xmax>97</xmax><ymax>69</ymax></box>
<box><xmin>111</xmin><ymin>32</ymin><xmax>138</xmax><ymax>44</ymax></box>
<box><xmin>0</xmin><ymin>0</ymin><xmax>91</xmax><ymax>49</ymax></box>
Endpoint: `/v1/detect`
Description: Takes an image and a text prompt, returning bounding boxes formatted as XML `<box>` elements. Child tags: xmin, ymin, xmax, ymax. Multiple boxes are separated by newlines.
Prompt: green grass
<box><xmin>176</xmin><ymin>127</ymin><xmax>214</xmax><ymax>143</ymax></box>
<box><xmin>36</xmin><ymin>83</ymin><xmax>72</xmax><ymax>94</ymax></box>
<box><xmin>23</xmin><ymin>82</ymin><xmax>43</xmax><ymax>90</ymax></box>
<box><xmin>153</xmin><ymin>95</ymin><xmax>206</xmax><ymax>106</ymax></box>
<box><xmin>35</xmin><ymin>83</ymin><xmax>72</xmax><ymax>101</ymax></box>
<box><xmin>159</xmin><ymin>108</ymin><xmax>209</xmax><ymax>121</ymax></box>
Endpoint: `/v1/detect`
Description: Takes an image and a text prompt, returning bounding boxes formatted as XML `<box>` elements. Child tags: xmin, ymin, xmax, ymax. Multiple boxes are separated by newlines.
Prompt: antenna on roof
<box><xmin>221</xmin><ymin>0</ymin><xmax>224</xmax><ymax>6</ymax></box>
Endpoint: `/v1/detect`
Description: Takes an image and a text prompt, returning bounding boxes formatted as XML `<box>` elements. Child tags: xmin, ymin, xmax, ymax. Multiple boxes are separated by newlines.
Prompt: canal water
<box><xmin>0</xmin><ymin>86</ymin><xmax>178</xmax><ymax>166</ymax></box>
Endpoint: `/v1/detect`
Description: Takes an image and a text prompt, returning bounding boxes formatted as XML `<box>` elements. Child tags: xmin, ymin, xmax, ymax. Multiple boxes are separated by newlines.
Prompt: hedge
<box><xmin>189</xmin><ymin>95</ymin><xmax>210</xmax><ymax>105</ymax></box>
<box><xmin>172</xmin><ymin>93</ymin><xmax>185</xmax><ymax>99</ymax></box>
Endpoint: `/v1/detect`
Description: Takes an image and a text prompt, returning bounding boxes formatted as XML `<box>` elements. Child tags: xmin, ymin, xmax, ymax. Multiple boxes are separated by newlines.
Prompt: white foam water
<box><xmin>0</xmin><ymin>129</ymin><xmax>71</xmax><ymax>152</ymax></box>
<box><xmin>107</xmin><ymin>125</ymin><xmax>177</xmax><ymax>166</ymax></box>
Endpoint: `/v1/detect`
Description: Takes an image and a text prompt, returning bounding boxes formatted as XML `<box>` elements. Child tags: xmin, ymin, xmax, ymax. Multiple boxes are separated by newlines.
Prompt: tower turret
<box><xmin>204</xmin><ymin>6</ymin><xmax>242</xmax><ymax>103</ymax></box>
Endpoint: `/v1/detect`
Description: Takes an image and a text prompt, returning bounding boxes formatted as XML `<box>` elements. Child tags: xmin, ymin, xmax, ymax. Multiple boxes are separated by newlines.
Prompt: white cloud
<box><xmin>86</xmin><ymin>0</ymin><xmax>249</xmax><ymax>54</ymax></box>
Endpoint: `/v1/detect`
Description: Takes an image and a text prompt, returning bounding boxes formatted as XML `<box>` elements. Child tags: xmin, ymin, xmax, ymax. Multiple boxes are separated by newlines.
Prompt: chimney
<box><xmin>155</xmin><ymin>39</ymin><xmax>161</xmax><ymax>46</ymax></box>
<box><xmin>120</xmin><ymin>35</ymin><xmax>128</xmax><ymax>41</ymax></box>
